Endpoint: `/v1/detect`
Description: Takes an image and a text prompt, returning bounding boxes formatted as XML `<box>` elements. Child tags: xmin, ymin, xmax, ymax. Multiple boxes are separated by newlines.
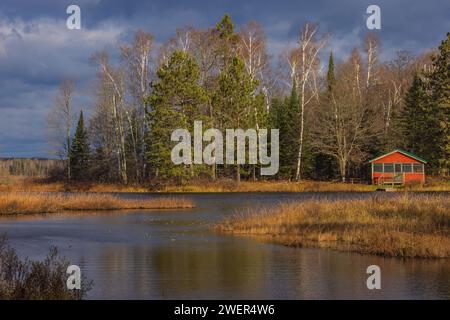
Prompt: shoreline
<box><xmin>0</xmin><ymin>192</ymin><xmax>195</xmax><ymax>216</ymax></box>
<box><xmin>1</xmin><ymin>177</ymin><xmax>449</xmax><ymax>193</ymax></box>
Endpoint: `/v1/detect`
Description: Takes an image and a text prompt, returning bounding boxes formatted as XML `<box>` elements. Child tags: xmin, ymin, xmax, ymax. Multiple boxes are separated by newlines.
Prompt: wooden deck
<box><xmin>374</xmin><ymin>173</ymin><xmax>404</xmax><ymax>186</ymax></box>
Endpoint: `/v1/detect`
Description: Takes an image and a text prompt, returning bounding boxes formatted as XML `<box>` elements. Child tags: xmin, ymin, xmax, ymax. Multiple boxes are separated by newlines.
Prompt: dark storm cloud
<box><xmin>0</xmin><ymin>0</ymin><xmax>448</xmax><ymax>157</ymax></box>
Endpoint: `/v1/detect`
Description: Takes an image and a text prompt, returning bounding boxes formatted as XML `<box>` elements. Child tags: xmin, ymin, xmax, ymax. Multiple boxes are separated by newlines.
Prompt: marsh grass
<box><xmin>0</xmin><ymin>236</ymin><xmax>92</xmax><ymax>299</ymax></box>
<box><xmin>0</xmin><ymin>192</ymin><xmax>194</xmax><ymax>215</ymax></box>
<box><xmin>1</xmin><ymin>176</ymin><xmax>449</xmax><ymax>193</ymax></box>
<box><xmin>0</xmin><ymin>177</ymin><xmax>376</xmax><ymax>192</ymax></box>
<box><xmin>216</xmin><ymin>194</ymin><xmax>450</xmax><ymax>258</ymax></box>
<box><xmin>157</xmin><ymin>180</ymin><xmax>378</xmax><ymax>192</ymax></box>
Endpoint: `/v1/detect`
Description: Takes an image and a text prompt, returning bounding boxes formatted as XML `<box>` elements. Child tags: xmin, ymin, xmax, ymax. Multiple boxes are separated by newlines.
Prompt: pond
<box><xmin>0</xmin><ymin>192</ymin><xmax>448</xmax><ymax>299</ymax></box>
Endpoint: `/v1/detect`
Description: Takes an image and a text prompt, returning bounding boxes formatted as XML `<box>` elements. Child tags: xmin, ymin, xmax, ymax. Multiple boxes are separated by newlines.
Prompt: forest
<box><xmin>45</xmin><ymin>14</ymin><xmax>450</xmax><ymax>185</ymax></box>
<box><xmin>0</xmin><ymin>158</ymin><xmax>63</xmax><ymax>177</ymax></box>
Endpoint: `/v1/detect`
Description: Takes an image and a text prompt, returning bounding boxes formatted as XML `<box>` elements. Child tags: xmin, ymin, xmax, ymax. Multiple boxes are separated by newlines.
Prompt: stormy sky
<box><xmin>0</xmin><ymin>0</ymin><xmax>448</xmax><ymax>158</ymax></box>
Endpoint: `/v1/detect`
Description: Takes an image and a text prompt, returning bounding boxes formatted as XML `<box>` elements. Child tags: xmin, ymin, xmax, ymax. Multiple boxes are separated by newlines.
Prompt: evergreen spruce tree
<box><xmin>283</xmin><ymin>82</ymin><xmax>300</xmax><ymax>177</ymax></box>
<box><xmin>429</xmin><ymin>33</ymin><xmax>450</xmax><ymax>175</ymax></box>
<box><xmin>397</xmin><ymin>74</ymin><xmax>440</xmax><ymax>169</ymax></box>
<box><xmin>399</xmin><ymin>74</ymin><xmax>426</xmax><ymax>150</ymax></box>
<box><xmin>268</xmin><ymin>82</ymin><xmax>304</xmax><ymax>179</ymax></box>
<box><xmin>70</xmin><ymin>110</ymin><xmax>90</xmax><ymax>181</ymax></box>
<box><xmin>314</xmin><ymin>53</ymin><xmax>337</xmax><ymax>180</ymax></box>
<box><xmin>326</xmin><ymin>52</ymin><xmax>336</xmax><ymax>94</ymax></box>
<box><xmin>397</xmin><ymin>33</ymin><xmax>449</xmax><ymax>175</ymax></box>
<box><xmin>269</xmin><ymin>97</ymin><xmax>290</xmax><ymax>178</ymax></box>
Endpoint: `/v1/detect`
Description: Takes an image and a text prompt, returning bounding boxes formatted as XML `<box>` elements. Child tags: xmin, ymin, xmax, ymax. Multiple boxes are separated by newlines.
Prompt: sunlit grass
<box><xmin>161</xmin><ymin>180</ymin><xmax>375</xmax><ymax>192</ymax></box>
<box><xmin>1</xmin><ymin>176</ymin><xmax>449</xmax><ymax>193</ymax></box>
<box><xmin>0</xmin><ymin>192</ymin><xmax>194</xmax><ymax>215</ymax></box>
<box><xmin>216</xmin><ymin>194</ymin><xmax>450</xmax><ymax>258</ymax></box>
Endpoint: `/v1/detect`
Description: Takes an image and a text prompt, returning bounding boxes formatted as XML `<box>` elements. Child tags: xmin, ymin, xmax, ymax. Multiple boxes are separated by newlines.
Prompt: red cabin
<box><xmin>369</xmin><ymin>149</ymin><xmax>427</xmax><ymax>186</ymax></box>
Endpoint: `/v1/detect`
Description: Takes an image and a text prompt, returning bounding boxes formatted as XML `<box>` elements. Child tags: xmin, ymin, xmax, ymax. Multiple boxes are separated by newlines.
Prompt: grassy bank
<box><xmin>0</xmin><ymin>192</ymin><xmax>194</xmax><ymax>215</ymax></box>
<box><xmin>1</xmin><ymin>176</ymin><xmax>449</xmax><ymax>193</ymax></box>
<box><xmin>159</xmin><ymin>180</ymin><xmax>376</xmax><ymax>192</ymax></box>
<box><xmin>216</xmin><ymin>195</ymin><xmax>450</xmax><ymax>258</ymax></box>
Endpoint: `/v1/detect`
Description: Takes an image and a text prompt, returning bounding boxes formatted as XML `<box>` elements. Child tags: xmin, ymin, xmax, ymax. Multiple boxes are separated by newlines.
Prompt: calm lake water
<box><xmin>0</xmin><ymin>192</ymin><xmax>449</xmax><ymax>299</ymax></box>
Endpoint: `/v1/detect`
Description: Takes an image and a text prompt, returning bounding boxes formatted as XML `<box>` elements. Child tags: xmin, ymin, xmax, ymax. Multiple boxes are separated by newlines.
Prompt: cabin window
<box><xmin>384</xmin><ymin>163</ymin><xmax>394</xmax><ymax>173</ymax></box>
<box><xmin>373</xmin><ymin>164</ymin><xmax>383</xmax><ymax>172</ymax></box>
<box><xmin>395</xmin><ymin>164</ymin><xmax>402</xmax><ymax>173</ymax></box>
<box><xmin>402</xmin><ymin>164</ymin><xmax>412</xmax><ymax>172</ymax></box>
<box><xmin>413</xmin><ymin>164</ymin><xmax>423</xmax><ymax>173</ymax></box>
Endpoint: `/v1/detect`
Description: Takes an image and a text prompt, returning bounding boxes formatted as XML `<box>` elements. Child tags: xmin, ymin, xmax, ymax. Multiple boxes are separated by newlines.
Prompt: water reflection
<box><xmin>0</xmin><ymin>192</ymin><xmax>448</xmax><ymax>299</ymax></box>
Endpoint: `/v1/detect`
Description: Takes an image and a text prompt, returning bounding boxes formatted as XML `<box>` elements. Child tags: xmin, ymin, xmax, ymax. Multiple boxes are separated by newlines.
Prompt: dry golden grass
<box><xmin>0</xmin><ymin>176</ymin><xmax>149</xmax><ymax>193</ymax></box>
<box><xmin>0</xmin><ymin>192</ymin><xmax>194</xmax><ymax>216</ymax></box>
<box><xmin>402</xmin><ymin>179</ymin><xmax>450</xmax><ymax>192</ymax></box>
<box><xmin>159</xmin><ymin>180</ymin><xmax>377</xmax><ymax>192</ymax></box>
<box><xmin>0</xmin><ymin>176</ymin><xmax>64</xmax><ymax>192</ymax></box>
<box><xmin>0</xmin><ymin>177</ymin><xmax>375</xmax><ymax>193</ymax></box>
<box><xmin>158</xmin><ymin>179</ymin><xmax>450</xmax><ymax>192</ymax></box>
<box><xmin>1</xmin><ymin>176</ymin><xmax>449</xmax><ymax>193</ymax></box>
<box><xmin>216</xmin><ymin>194</ymin><xmax>450</xmax><ymax>258</ymax></box>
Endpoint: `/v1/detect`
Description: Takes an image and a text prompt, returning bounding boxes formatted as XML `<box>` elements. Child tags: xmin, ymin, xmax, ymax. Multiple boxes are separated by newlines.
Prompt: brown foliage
<box><xmin>0</xmin><ymin>237</ymin><xmax>92</xmax><ymax>299</ymax></box>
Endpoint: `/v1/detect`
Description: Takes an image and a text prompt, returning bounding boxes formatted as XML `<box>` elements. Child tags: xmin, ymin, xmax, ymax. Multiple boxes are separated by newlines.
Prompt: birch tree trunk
<box><xmin>47</xmin><ymin>80</ymin><xmax>75</xmax><ymax>182</ymax></box>
<box><xmin>93</xmin><ymin>52</ymin><xmax>129</xmax><ymax>184</ymax></box>
<box><xmin>294</xmin><ymin>23</ymin><xmax>327</xmax><ymax>181</ymax></box>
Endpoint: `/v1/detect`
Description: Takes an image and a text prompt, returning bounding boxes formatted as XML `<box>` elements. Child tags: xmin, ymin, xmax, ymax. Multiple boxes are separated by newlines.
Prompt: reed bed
<box><xmin>216</xmin><ymin>194</ymin><xmax>450</xmax><ymax>258</ymax></box>
<box><xmin>0</xmin><ymin>192</ymin><xmax>194</xmax><ymax>216</ymax></box>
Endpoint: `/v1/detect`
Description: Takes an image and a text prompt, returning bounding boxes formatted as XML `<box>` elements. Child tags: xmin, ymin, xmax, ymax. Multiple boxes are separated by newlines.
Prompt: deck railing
<box><xmin>376</xmin><ymin>173</ymin><xmax>404</xmax><ymax>186</ymax></box>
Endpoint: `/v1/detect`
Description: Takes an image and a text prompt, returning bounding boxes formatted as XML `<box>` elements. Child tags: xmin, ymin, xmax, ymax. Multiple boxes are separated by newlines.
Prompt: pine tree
<box><xmin>216</xmin><ymin>14</ymin><xmax>234</xmax><ymax>38</ymax></box>
<box><xmin>213</xmin><ymin>56</ymin><xmax>262</xmax><ymax>183</ymax></box>
<box><xmin>70</xmin><ymin>110</ymin><xmax>90</xmax><ymax>181</ymax></box>
<box><xmin>146</xmin><ymin>104</ymin><xmax>185</xmax><ymax>180</ymax></box>
<box><xmin>215</xmin><ymin>14</ymin><xmax>239</xmax><ymax>69</ymax></box>
<box><xmin>145</xmin><ymin>50</ymin><xmax>207</xmax><ymax>181</ymax></box>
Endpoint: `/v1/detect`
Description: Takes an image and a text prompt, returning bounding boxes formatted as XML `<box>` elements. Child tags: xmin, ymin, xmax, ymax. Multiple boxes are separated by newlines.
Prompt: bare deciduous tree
<box><xmin>47</xmin><ymin>80</ymin><xmax>75</xmax><ymax>181</ymax></box>
<box><xmin>313</xmin><ymin>49</ymin><xmax>381</xmax><ymax>182</ymax></box>
<box><xmin>91</xmin><ymin>52</ymin><xmax>128</xmax><ymax>184</ymax></box>
<box><xmin>238</xmin><ymin>21</ymin><xmax>271</xmax><ymax>127</ymax></box>
<box><xmin>378</xmin><ymin>50</ymin><xmax>414</xmax><ymax>147</ymax></box>
<box><xmin>294</xmin><ymin>23</ymin><xmax>328</xmax><ymax>181</ymax></box>
<box><xmin>364</xmin><ymin>33</ymin><xmax>380</xmax><ymax>88</ymax></box>
<box><xmin>158</xmin><ymin>26</ymin><xmax>194</xmax><ymax>67</ymax></box>
<box><xmin>121</xmin><ymin>30</ymin><xmax>154</xmax><ymax>180</ymax></box>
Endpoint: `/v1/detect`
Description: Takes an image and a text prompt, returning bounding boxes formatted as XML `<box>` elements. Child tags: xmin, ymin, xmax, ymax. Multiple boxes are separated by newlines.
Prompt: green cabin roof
<box><xmin>369</xmin><ymin>149</ymin><xmax>427</xmax><ymax>164</ymax></box>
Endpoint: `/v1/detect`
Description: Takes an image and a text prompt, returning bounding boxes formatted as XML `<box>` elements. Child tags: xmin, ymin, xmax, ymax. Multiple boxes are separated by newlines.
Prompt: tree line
<box><xmin>0</xmin><ymin>158</ymin><xmax>63</xmax><ymax>177</ymax></box>
<box><xmin>47</xmin><ymin>14</ymin><xmax>450</xmax><ymax>184</ymax></box>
